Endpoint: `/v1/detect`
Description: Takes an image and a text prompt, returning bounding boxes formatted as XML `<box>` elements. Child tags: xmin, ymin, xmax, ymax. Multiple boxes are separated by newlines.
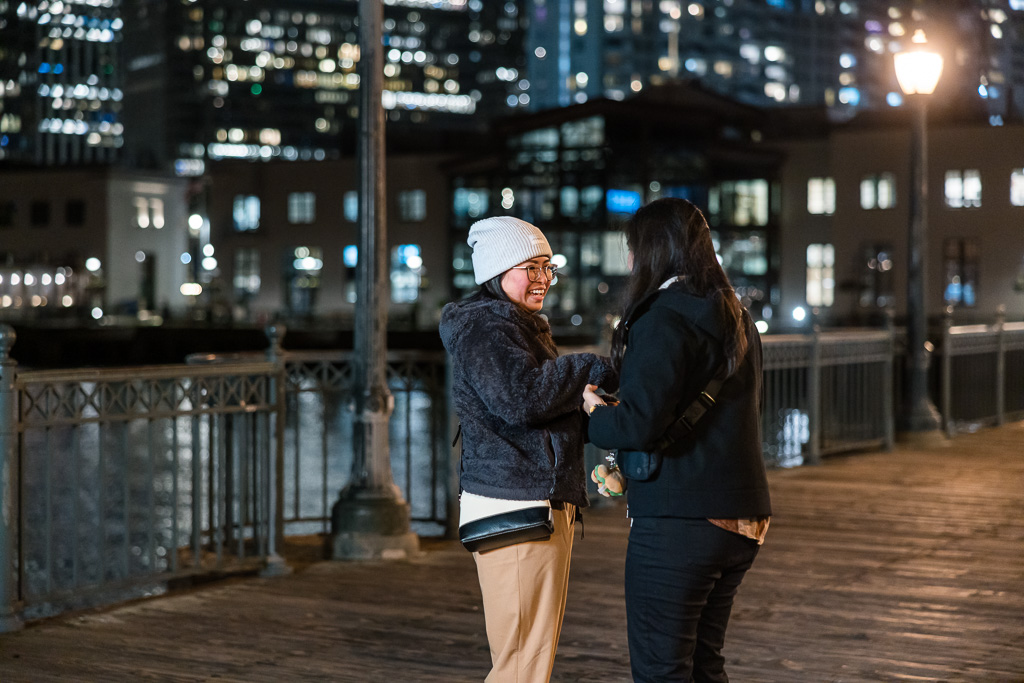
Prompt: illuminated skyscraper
<box><xmin>120</xmin><ymin>0</ymin><xmax>529</xmax><ymax>171</ymax></box>
<box><xmin>525</xmin><ymin>0</ymin><xmax>1024</xmax><ymax>121</ymax></box>
<box><xmin>0</xmin><ymin>0</ymin><xmax>124</xmax><ymax>165</ymax></box>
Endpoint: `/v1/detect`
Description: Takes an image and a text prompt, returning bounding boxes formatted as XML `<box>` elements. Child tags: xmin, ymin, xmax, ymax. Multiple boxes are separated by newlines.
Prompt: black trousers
<box><xmin>625</xmin><ymin>517</ymin><xmax>760</xmax><ymax>683</ymax></box>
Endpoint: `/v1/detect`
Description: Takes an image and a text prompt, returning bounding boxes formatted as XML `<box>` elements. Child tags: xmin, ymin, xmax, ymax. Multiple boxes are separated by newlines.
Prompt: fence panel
<box><xmin>12</xmin><ymin>363</ymin><xmax>279</xmax><ymax>620</ymax></box>
<box><xmin>761</xmin><ymin>336</ymin><xmax>813</xmax><ymax>467</ymax></box>
<box><xmin>940</xmin><ymin>322</ymin><xmax>1023</xmax><ymax>431</ymax></box>
<box><xmin>818</xmin><ymin>332</ymin><xmax>893</xmax><ymax>455</ymax></box>
<box><xmin>280</xmin><ymin>350</ymin><xmax>449</xmax><ymax>537</ymax></box>
<box><xmin>1003</xmin><ymin>325</ymin><xmax>1024</xmax><ymax>421</ymax></box>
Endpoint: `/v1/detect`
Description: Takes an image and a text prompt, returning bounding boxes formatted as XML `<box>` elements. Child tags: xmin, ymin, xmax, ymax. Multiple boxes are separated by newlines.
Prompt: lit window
<box><xmin>943</xmin><ymin>239</ymin><xmax>978</xmax><ymax>307</ymax></box>
<box><xmin>288</xmin><ymin>192</ymin><xmax>316</xmax><ymax>224</ymax></box>
<box><xmin>806</xmin><ymin>244</ymin><xmax>835</xmax><ymax>307</ymax></box>
<box><xmin>135</xmin><ymin>197</ymin><xmax>164</xmax><ymax>229</ymax></box>
<box><xmin>233</xmin><ymin>195</ymin><xmax>261</xmax><ymax>232</ymax></box>
<box><xmin>453</xmin><ymin>188</ymin><xmax>488</xmax><ymax>219</ymax></box>
<box><xmin>233</xmin><ymin>248</ymin><xmax>260</xmax><ymax>297</ymax></box>
<box><xmin>343</xmin><ymin>244</ymin><xmax>358</xmax><ymax>303</ymax></box>
<box><xmin>807</xmin><ymin>177</ymin><xmax>836</xmax><ymax>215</ymax></box>
<box><xmin>860</xmin><ymin>173</ymin><xmax>896</xmax><ymax>209</ymax></box>
<box><xmin>945</xmin><ymin>170</ymin><xmax>981</xmax><ymax>208</ymax></box>
<box><xmin>860</xmin><ymin>243</ymin><xmax>895</xmax><ymax>308</ymax></box>
<box><xmin>150</xmin><ymin>199</ymin><xmax>165</xmax><ymax>229</ymax></box>
<box><xmin>398</xmin><ymin>189</ymin><xmax>427</xmax><ymax>222</ymax></box>
<box><xmin>711</xmin><ymin>180</ymin><xmax>770</xmax><ymax>226</ymax></box>
<box><xmin>1011</xmin><ymin>169</ymin><xmax>1024</xmax><ymax>206</ymax></box>
<box><xmin>343</xmin><ymin>191</ymin><xmax>358</xmax><ymax>222</ymax></box>
<box><xmin>560</xmin><ymin>187</ymin><xmax>579</xmax><ymax>217</ymax></box>
<box><xmin>391</xmin><ymin>244</ymin><xmax>422</xmax><ymax>303</ymax></box>
<box><xmin>287</xmin><ymin>246</ymin><xmax>322</xmax><ymax>316</ymax></box>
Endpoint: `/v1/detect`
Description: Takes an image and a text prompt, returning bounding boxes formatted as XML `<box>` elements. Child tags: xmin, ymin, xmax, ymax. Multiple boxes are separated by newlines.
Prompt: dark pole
<box><xmin>331</xmin><ymin>0</ymin><xmax>417</xmax><ymax>560</ymax></box>
<box><xmin>900</xmin><ymin>96</ymin><xmax>942</xmax><ymax>434</ymax></box>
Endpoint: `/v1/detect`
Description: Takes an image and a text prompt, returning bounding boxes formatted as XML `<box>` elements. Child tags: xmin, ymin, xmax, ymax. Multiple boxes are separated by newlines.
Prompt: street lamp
<box><xmin>894</xmin><ymin>30</ymin><xmax>944</xmax><ymax>434</ymax></box>
<box><xmin>330</xmin><ymin>0</ymin><xmax>418</xmax><ymax>559</ymax></box>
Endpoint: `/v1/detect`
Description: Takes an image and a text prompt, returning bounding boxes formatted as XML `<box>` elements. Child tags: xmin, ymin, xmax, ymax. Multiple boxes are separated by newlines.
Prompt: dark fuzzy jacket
<box><xmin>588</xmin><ymin>284</ymin><xmax>772</xmax><ymax>518</ymax></box>
<box><xmin>440</xmin><ymin>296</ymin><xmax>617</xmax><ymax>508</ymax></box>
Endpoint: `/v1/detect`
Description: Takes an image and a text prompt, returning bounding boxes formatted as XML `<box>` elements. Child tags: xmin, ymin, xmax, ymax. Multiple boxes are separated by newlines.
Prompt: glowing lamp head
<box><xmin>894</xmin><ymin>33</ymin><xmax>943</xmax><ymax>96</ymax></box>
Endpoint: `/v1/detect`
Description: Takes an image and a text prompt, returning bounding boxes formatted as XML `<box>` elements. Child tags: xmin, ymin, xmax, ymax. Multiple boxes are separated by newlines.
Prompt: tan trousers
<box><xmin>473</xmin><ymin>504</ymin><xmax>576</xmax><ymax>683</ymax></box>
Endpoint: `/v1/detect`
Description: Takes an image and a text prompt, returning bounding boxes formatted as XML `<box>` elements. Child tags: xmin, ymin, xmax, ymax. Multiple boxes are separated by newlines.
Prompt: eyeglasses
<box><xmin>511</xmin><ymin>264</ymin><xmax>559</xmax><ymax>282</ymax></box>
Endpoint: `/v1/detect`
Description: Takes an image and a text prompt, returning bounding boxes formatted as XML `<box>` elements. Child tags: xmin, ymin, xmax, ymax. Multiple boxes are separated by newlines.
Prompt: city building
<box><xmin>3</xmin><ymin>86</ymin><xmax>1023</xmax><ymax>332</ymax></box>
<box><xmin>0</xmin><ymin>167</ymin><xmax>190</xmax><ymax>320</ymax></box>
<box><xmin>0</xmin><ymin>0</ymin><xmax>125</xmax><ymax>165</ymax></box>
<box><xmin>446</xmin><ymin>80</ymin><xmax>782</xmax><ymax>337</ymax></box>
<box><xmin>771</xmin><ymin>106</ymin><xmax>1024</xmax><ymax>328</ymax></box>
<box><xmin>118</xmin><ymin>0</ymin><xmax>529</xmax><ymax>172</ymax></box>
<box><xmin>198</xmin><ymin>154</ymin><xmax>454</xmax><ymax>329</ymax></box>
<box><xmin>524</xmin><ymin>0</ymin><xmax>1024</xmax><ymax>124</ymax></box>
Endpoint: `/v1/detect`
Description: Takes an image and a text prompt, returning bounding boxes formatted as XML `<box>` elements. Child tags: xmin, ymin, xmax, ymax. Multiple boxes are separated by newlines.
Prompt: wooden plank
<box><xmin>0</xmin><ymin>423</ymin><xmax>1022</xmax><ymax>681</ymax></box>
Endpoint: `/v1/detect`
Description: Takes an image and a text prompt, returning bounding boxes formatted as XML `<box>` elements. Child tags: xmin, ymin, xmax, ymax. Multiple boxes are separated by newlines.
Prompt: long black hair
<box><xmin>610</xmin><ymin>197</ymin><xmax>749</xmax><ymax>376</ymax></box>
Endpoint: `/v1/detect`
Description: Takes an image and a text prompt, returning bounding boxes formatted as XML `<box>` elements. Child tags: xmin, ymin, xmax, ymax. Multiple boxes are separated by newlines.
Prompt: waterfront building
<box><xmin>0</xmin><ymin>167</ymin><xmax>190</xmax><ymax>321</ymax></box>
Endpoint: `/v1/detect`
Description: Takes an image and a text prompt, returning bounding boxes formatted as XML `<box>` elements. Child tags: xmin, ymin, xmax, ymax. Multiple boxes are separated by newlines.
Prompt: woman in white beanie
<box><xmin>439</xmin><ymin>216</ymin><xmax>617</xmax><ymax>682</ymax></box>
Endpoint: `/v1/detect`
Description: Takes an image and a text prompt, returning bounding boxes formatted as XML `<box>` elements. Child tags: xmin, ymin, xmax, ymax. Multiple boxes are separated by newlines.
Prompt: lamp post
<box><xmin>330</xmin><ymin>0</ymin><xmax>417</xmax><ymax>559</ymax></box>
<box><xmin>894</xmin><ymin>32</ymin><xmax>944</xmax><ymax>435</ymax></box>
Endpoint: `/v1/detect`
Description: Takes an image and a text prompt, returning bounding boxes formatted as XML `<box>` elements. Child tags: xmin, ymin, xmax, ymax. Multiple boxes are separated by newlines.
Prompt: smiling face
<box><xmin>501</xmin><ymin>257</ymin><xmax>554</xmax><ymax>312</ymax></box>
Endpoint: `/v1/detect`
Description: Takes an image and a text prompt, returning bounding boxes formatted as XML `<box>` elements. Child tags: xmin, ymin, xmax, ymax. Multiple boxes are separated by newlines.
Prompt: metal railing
<box><xmin>0</xmin><ymin>324</ymin><xmax>288</xmax><ymax>628</ymax></box>
<box><xmin>760</xmin><ymin>330</ymin><xmax>895</xmax><ymax>467</ymax></box>
<box><xmin>940</xmin><ymin>309</ymin><xmax>1024</xmax><ymax>435</ymax></box>
<box><xmin>2</xmin><ymin>314</ymin><xmax>1021</xmax><ymax>629</ymax></box>
<box><xmin>275</xmin><ymin>351</ymin><xmax>449</xmax><ymax>537</ymax></box>
<box><xmin>186</xmin><ymin>326</ymin><xmax>450</xmax><ymax>538</ymax></box>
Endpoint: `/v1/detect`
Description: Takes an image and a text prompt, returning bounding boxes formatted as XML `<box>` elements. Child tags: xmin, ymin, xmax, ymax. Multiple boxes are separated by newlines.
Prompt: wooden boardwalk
<box><xmin>1</xmin><ymin>423</ymin><xmax>1022</xmax><ymax>682</ymax></box>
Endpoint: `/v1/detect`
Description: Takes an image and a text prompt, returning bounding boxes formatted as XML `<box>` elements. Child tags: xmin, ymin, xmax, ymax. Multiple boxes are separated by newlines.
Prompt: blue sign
<box><xmin>606</xmin><ymin>189</ymin><xmax>641</xmax><ymax>214</ymax></box>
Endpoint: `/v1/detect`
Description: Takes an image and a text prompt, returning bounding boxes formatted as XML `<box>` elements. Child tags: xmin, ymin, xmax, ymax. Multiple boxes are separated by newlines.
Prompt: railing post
<box><xmin>941</xmin><ymin>306</ymin><xmax>954</xmax><ymax>438</ymax></box>
<box><xmin>0</xmin><ymin>325</ymin><xmax>24</xmax><ymax>632</ymax></box>
<box><xmin>261</xmin><ymin>323</ymin><xmax>291</xmax><ymax>577</ymax></box>
<box><xmin>883</xmin><ymin>309</ymin><xmax>896</xmax><ymax>451</ymax></box>
<box><xmin>995</xmin><ymin>305</ymin><xmax>1006</xmax><ymax>426</ymax></box>
<box><xmin>807</xmin><ymin>324</ymin><xmax>822</xmax><ymax>465</ymax></box>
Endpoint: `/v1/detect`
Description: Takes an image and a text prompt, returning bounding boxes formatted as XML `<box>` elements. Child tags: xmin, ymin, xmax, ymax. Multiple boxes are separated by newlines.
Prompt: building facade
<box><xmin>119</xmin><ymin>0</ymin><xmax>529</xmax><ymax>172</ymax></box>
<box><xmin>524</xmin><ymin>0</ymin><xmax>1024</xmax><ymax>124</ymax></box>
<box><xmin>0</xmin><ymin>0</ymin><xmax>124</xmax><ymax>165</ymax></box>
<box><xmin>773</xmin><ymin>114</ymin><xmax>1024</xmax><ymax>328</ymax></box>
<box><xmin>447</xmin><ymin>82</ymin><xmax>783</xmax><ymax>338</ymax></box>
<box><xmin>199</xmin><ymin>154</ymin><xmax>455</xmax><ymax>329</ymax></box>
<box><xmin>0</xmin><ymin>168</ymin><xmax>190</xmax><ymax>320</ymax></box>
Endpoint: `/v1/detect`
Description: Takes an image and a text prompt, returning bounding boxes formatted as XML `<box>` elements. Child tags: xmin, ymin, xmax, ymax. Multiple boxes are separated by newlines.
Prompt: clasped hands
<box><xmin>583</xmin><ymin>384</ymin><xmax>626</xmax><ymax>497</ymax></box>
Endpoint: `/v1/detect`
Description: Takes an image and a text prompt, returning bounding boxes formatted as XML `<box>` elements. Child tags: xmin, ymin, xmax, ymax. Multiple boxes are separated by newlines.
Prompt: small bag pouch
<box><xmin>459</xmin><ymin>492</ymin><xmax>553</xmax><ymax>553</ymax></box>
<box><xmin>616</xmin><ymin>449</ymin><xmax>663</xmax><ymax>482</ymax></box>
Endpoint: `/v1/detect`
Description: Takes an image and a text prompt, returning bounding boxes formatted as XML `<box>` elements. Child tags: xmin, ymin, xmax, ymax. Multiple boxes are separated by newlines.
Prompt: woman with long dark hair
<box><xmin>584</xmin><ymin>198</ymin><xmax>771</xmax><ymax>682</ymax></box>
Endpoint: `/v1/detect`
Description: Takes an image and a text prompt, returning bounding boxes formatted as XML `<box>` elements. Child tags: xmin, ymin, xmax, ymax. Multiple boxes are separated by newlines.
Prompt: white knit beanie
<box><xmin>467</xmin><ymin>216</ymin><xmax>552</xmax><ymax>284</ymax></box>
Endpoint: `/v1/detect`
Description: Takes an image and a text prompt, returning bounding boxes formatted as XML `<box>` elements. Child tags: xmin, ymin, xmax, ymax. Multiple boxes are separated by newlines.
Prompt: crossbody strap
<box><xmin>648</xmin><ymin>365</ymin><xmax>726</xmax><ymax>452</ymax></box>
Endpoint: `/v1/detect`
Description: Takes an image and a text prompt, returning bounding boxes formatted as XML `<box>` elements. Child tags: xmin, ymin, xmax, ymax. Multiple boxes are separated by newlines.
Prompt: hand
<box><xmin>583</xmin><ymin>384</ymin><xmax>606</xmax><ymax>414</ymax></box>
<box><xmin>591</xmin><ymin>464</ymin><xmax>626</xmax><ymax>497</ymax></box>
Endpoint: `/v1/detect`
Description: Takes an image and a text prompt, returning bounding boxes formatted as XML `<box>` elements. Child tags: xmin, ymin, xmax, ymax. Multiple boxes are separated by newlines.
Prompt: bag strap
<box><xmin>648</xmin><ymin>365</ymin><xmax>726</xmax><ymax>452</ymax></box>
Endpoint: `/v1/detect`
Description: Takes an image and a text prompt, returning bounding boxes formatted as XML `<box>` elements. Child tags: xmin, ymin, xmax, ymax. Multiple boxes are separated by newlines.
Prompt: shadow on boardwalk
<box><xmin>1</xmin><ymin>424</ymin><xmax>1022</xmax><ymax>682</ymax></box>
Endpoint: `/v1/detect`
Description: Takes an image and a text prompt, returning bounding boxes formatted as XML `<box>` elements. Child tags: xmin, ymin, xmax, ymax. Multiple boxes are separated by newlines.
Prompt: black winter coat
<box><xmin>440</xmin><ymin>295</ymin><xmax>617</xmax><ymax>509</ymax></box>
<box><xmin>588</xmin><ymin>284</ymin><xmax>772</xmax><ymax>519</ymax></box>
